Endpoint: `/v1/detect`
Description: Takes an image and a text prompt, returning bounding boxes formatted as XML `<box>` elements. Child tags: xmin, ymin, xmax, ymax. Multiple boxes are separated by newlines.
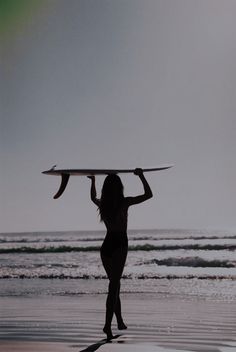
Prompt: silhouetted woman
<box><xmin>88</xmin><ymin>168</ymin><xmax>153</xmax><ymax>340</ymax></box>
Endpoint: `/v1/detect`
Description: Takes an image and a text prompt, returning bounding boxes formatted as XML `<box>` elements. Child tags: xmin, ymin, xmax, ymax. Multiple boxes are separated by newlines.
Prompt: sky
<box><xmin>1</xmin><ymin>0</ymin><xmax>236</xmax><ymax>233</ymax></box>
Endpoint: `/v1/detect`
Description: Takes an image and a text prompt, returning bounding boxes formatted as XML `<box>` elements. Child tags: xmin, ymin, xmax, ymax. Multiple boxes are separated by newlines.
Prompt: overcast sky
<box><xmin>1</xmin><ymin>0</ymin><xmax>236</xmax><ymax>233</ymax></box>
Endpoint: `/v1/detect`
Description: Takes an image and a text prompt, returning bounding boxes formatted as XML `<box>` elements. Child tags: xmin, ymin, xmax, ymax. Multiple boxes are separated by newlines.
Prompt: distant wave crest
<box><xmin>1</xmin><ymin>235</ymin><xmax>236</xmax><ymax>244</ymax></box>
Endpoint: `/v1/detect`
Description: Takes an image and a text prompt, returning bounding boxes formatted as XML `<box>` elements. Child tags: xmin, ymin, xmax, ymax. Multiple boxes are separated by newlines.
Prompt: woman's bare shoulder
<box><xmin>123</xmin><ymin>197</ymin><xmax>134</xmax><ymax>207</ymax></box>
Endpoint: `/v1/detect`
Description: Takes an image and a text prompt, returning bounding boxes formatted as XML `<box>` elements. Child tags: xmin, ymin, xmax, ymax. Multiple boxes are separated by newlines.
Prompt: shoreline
<box><xmin>1</xmin><ymin>292</ymin><xmax>236</xmax><ymax>352</ymax></box>
<box><xmin>1</xmin><ymin>277</ymin><xmax>236</xmax><ymax>300</ymax></box>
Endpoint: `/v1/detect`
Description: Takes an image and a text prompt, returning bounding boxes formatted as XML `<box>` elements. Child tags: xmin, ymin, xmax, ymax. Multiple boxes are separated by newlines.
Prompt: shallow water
<box><xmin>0</xmin><ymin>294</ymin><xmax>235</xmax><ymax>352</ymax></box>
<box><xmin>0</xmin><ymin>229</ymin><xmax>236</xmax><ymax>298</ymax></box>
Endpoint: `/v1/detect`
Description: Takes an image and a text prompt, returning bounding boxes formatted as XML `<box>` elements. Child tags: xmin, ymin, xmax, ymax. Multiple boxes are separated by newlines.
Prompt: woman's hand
<box><xmin>134</xmin><ymin>168</ymin><xmax>143</xmax><ymax>176</ymax></box>
<box><xmin>87</xmin><ymin>175</ymin><xmax>95</xmax><ymax>181</ymax></box>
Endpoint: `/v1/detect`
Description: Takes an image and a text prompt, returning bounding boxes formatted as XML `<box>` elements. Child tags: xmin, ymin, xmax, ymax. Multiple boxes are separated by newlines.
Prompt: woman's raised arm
<box><xmin>126</xmin><ymin>168</ymin><xmax>153</xmax><ymax>206</ymax></box>
<box><xmin>88</xmin><ymin>176</ymin><xmax>100</xmax><ymax>206</ymax></box>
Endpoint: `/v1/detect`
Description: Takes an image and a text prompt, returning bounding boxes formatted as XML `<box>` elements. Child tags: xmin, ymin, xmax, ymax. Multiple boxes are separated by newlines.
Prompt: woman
<box><xmin>88</xmin><ymin>168</ymin><xmax>153</xmax><ymax>340</ymax></box>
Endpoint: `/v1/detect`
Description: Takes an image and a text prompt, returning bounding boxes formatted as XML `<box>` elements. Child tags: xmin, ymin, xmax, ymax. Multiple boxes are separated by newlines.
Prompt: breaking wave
<box><xmin>1</xmin><ymin>243</ymin><xmax>236</xmax><ymax>253</ymax></box>
<box><xmin>1</xmin><ymin>273</ymin><xmax>236</xmax><ymax>280</ymax></box>
<box><xmin>141</xmin><ymin>257</ymin><xmax>236</xmax><ymax>268</ymax></box>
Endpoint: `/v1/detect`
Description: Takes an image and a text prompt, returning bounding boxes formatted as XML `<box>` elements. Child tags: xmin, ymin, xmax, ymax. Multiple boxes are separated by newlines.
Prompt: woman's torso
<box><xmin>100</xmin><ymin>199</ymin><xmax>129</xmax><ymax>256</ymax></box>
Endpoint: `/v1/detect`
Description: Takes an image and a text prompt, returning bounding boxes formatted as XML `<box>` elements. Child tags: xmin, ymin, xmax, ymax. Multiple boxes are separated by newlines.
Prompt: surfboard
<box><xmin>42</xmin><ymin>165</ymin><xmax>173</xmax><ymax>199</ymax></box>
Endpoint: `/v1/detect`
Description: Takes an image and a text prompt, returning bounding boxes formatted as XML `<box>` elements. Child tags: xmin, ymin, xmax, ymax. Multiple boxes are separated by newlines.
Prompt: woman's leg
<box><xmin>114</xmin><ymin>282</ymin><xmax>127</xmax><ymax>329</ymax></box>
<box><xmin>101</xmin><ymin>246</ymin><xmax>127</xmax><ymax>338</ymax></box>
<box><xmin>114</xmin><ymin>282</ymin><xmax>122</xmax><ymax>322</ymax></box>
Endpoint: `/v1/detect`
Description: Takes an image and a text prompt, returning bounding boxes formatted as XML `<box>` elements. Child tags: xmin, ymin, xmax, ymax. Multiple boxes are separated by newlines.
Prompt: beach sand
<box><xmin>0</xmin><ymin>293</ymin><xmax>236</xmax><ymax>352</ymax></box>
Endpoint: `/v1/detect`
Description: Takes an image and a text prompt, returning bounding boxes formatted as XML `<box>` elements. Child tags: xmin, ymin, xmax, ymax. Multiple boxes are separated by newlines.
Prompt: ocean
<box><xmin>0</xmin><ymin>229</ymin><xmax>236</xmax><ymax>299</ymax></box>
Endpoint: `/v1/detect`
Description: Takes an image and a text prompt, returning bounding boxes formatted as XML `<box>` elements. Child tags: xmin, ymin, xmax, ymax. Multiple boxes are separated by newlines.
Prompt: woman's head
<box><xmin>101</xmin><ymin>174</ymin><xmax>124</xmax><ymax>198</ymax></box>
<box><xmin>100</xmin><ymin>174</ymin><xmax>124</xmax><ymax>221</ymax></box>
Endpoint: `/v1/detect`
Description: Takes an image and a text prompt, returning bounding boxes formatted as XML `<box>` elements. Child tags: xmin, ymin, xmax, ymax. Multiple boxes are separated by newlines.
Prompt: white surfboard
<box><xmin>42</xmin><ymin>165</ymin><xmax>173</xmax><ymax>199</ymax></box>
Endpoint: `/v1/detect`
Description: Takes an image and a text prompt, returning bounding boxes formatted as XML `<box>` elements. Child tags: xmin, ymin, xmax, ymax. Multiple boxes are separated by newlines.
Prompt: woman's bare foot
<box><xmin>117</xmin><ymin>320</ymin><xmax>127</xmax><ymax>330</ymax></box>
<box><xmin>103</xmin><ymin>326</ymin><xmax>113</xmax><ymax>340</ymax></box>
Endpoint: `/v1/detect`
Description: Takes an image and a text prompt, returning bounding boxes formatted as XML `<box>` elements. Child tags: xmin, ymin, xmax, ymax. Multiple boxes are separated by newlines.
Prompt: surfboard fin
<box><xmin>53</xmin><ymin>174</ymin><xmax>70</xmax><ymax>199</ymax></box>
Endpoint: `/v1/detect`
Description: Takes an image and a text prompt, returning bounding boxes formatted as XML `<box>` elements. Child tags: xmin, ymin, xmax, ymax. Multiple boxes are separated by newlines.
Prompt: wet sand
<box><xmin>0</xmin><ymin>293</ymin><xmax>235</xmax><ymax>352</ymax></box>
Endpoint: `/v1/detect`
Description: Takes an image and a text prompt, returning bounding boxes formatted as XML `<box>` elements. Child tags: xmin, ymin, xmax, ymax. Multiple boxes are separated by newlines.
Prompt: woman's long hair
<box><xmin>99</xmin><ymin>174</ymin><xmax>124</xmax><ymax>222</ymax></box>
